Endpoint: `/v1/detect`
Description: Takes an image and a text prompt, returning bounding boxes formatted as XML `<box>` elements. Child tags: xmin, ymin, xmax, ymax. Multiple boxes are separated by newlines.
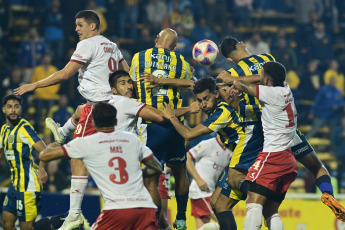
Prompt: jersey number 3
<box><xmin>108</xmin><ymin>157</ymin><xmax>129</xmax><ymax>184</ymax></box>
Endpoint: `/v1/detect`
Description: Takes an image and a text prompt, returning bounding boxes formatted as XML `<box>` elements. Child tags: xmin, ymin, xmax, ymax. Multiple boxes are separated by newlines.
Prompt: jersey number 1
<box><xmin>283</xmin><ymin>103</ymin><xmax>296</xmax><ymax>128</ymax></box>
<box><xmin>108</xmin><ymin>157</ymin><xmax>129</xmax><ymax>184</ymax></box>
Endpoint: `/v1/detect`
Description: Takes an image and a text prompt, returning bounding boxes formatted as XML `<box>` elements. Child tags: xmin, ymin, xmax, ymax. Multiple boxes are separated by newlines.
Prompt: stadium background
<box><xmin>1</xmin><ymin>0</ymin><xmax>345</xmax><ymax>229</ymax></box>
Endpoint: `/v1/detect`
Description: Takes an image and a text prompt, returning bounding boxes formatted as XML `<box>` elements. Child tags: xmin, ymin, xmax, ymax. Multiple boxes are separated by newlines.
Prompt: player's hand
<box><xmin>140</xmin><ymin>72</ymin><xmax>160</xmax><ymax>89</ymax></box>
<box><xmin>218</xmin><ymin>86</ymin><xmax>232</xmax><ymax>104</ymax></box>
<box><xmin>188</xmin><ymin>101</ymin><xmax>200</xmax><ymax>114</ymax></box>
<box><xmin>216</xmin><ymin>71</ymin><xmax>236</xmax><ymax>86</ymax></box>
<box><xmin>196</xmin><ymin>178</ymin><xmax>210</xmax><ymax>192</ymax></box>
<box><xmin>14</xmin><ymin>83</ymin><xmax>36</xmax><ymax>95</ymax></box>
<box><xmin>38</xmin><ymin>167</ymin><xmax>48</xmax><ymax>189</ymax></box>
<box><xmin>161</xmin><ymin>102</ymin><xmax>175</xmax><ymax>120</ymax></box>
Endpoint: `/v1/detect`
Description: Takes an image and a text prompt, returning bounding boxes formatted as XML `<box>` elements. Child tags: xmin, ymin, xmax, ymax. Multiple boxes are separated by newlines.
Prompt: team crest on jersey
<box><xmin>3</xmin><ymin>195</ymin><xmax>8</xmax><ymax>206</ymax></box>
<box><xmin>8</xmin><ymin>135</ymin><xmax>14</xmax><ymax>144</ymax></box>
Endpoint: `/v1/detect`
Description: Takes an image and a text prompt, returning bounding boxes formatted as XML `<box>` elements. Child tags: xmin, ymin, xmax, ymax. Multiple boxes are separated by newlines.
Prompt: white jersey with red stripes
<box><xmin>256</xmin><ymin>82</ymin><xmax>299</xmax><ymax>152</ymax></box>
<box><xmin>188</xmin><ymin>137</ymin><xmax>232</xmax><ymax>199</ymax></box>
<box><xmin>62</xmin><ymin>130</ymin><xmax>156</xmax><ymax>210</ymax></box>
<box><xmin>71</xmin><ymin>35</ymin><xmax>124</xmax><ymax>102</ymax></box>
<box><xmin>108</xmin><ymin>95</ymin><xmax>146</xmax><ymax>134</ymax></box>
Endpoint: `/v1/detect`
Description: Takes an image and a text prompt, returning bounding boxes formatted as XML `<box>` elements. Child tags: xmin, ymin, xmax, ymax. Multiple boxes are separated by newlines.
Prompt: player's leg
<box><xmin>19</xmin><ymin>220</ymin><xmax>34</xmax><ymax>230</ymax></box>
<box><xmin>262</xmin><ymin>200</ymin><xmax>282</xmax><ymax>230</ymax></box>
<box><xmin>2</xmin><ymin>211</ymin><xmax>17</xmax><ymax>230</ymax></box>
<box><xmin>228</xmin><ymin>167</ymin><xmax>248</xmax><ymax>198</ymax></box>
<box><xmin>158</xmin><ymin>173</ymin><xmax>172</xmax><ymax>230</ymax></box>
<box><xmin>244</xmin><ymin>191</ymin><xmax>267</xmax><ymax>230</ymax></box>
<box><xmin>143</xmin><ymin>174</ymin><xmax>161</xmax><ymax>218</ymax></box>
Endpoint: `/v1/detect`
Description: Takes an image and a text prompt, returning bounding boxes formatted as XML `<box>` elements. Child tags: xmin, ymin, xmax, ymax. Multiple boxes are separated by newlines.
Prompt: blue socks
<box><xmin>315</xmin><ymin>175</ymin><xmax>334</xmax><ymax>196</ymax></box>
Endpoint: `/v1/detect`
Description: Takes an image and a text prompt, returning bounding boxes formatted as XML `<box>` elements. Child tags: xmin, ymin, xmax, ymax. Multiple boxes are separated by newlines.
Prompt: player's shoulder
<box><xmin>114</xmin><ymin>130</ymin><xmax>141</xmax><ymax>142</ymax></box>
<box><xmin>198</xmin><ymin>137</ymin><xmax>217</xmax><ymax>147</ymax></box>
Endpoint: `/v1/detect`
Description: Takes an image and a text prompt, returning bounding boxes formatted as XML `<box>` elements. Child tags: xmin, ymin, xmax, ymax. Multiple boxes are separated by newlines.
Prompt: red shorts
<box><xmin>74</xmin><ymin>104</ymin><xmax>97</xmax><ymax>139</ymax></box>
<box><xmin>159</xmin><ymin>174</ymin><xmax>171</xmax><ymax>199</ymax></box>
<box><xmin>91</xmin><ymin>208</ymin><xmax>158</xmax><ymax>230</ymax></box>
<box><xmin>191</xmin><ymin>196</ymin><xmax>213</xmax><ymax>220</ymax></box>
<box><xmin>246</xmin><ymin>149</ymin><xmax>297</xmax><ymax>195</ymax></box>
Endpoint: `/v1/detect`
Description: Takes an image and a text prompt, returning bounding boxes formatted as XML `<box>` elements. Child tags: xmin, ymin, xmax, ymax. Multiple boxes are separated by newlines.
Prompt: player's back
<box><xmin>64</xmin><ymin>130</ymin><xmax>156</xmax><ymax>210</ymax></box>
<box><xmin>71</xmin><ymin>35</ymin><xmax>124</xmax><ymax>102</ymax></box>
<box><xmin>130</xmin><ymin>47</ymin><xmax>193</xmax><ymax>111</ymax></box>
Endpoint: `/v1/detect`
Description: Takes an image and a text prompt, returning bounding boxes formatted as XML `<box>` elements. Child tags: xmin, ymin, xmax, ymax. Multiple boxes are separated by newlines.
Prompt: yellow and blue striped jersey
<box><xmin>202</xmin><ymin>100</ymin><xmax>244</xmax><ymax>151</ymax></box>
<box><xmin>130</xmin><ymin>47</ymin><xmax>193</xmax><ymax>121</ymax></box>
<box><xmin>0</xmin><ymin>118</ymin><xmax>42</xmax><ymax>192</ymax></box>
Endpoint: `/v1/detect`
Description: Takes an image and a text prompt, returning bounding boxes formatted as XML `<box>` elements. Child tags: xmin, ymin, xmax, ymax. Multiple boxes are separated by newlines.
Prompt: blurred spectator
<box><xmin>132</xmin><ymin>27</ymin><xmax>153</xmax><ymax>54</ymax></box>
<box><xmin>43</xmin><ymin>160</ymin><xmax>67</xmax><ymax>192</ymax></box>
<box><xmin>245</xmin><ymin>32</ymin><xmax>270</xmax><ymax>55</ymax></box>
<box><xmin>86</xmin><ymin>0</ymin><xmax>108</xmax><ymax>34</ymax></box>
<box><xmin>31</xmin><ymin>53</ymin><xmax>60</xmax><ymax>132</ymax></box>
<box><xmin>334</xmin><ymin>115</ymin><xmax>345</xmax><ymax>192</ymax></box>
<box><xmin>191</xmin><ymin>16</ymin><xmax>218</xmax><ymax>43</ymax></box>
<box><xmin>299</xmin><ymin>59</ymin><xmax>322</xmax><ymax>101</ymax></box>
<box><xmin>162</xmin><ymin>1</ymin><xmax>182</xmax><ymax>29</ymax></box>
<box><xmin>271</xmin><ymin>37</ymin><xmax>298</xmax><ymax>70</ymax></box>
<box><xmin>175</xmin><ymin>24</ymin><xmax>192</xmax><ymax>60</ymax></box>
<box><xmin>119</xmin><ymin>0</ymin><xmax>139</xmax><ymax>39</ymax></box>
<box><xmin>17</xmin><ymin>27</ymin><xmax>47</xmax><ymax>82</ymax></box>
<box><xmin>41</xmin><ymin>0</ymin><xmax>64</xmax><ymax>68</ymax></box>
<box><xmin>233</xmin><ymin>0</ymin><xmax>253</xmax><ymax>26</ymax></box>
<box><xmin>220</xmin><ymin>19</ymin><xmax>242</xmax><ymax>41</ymax></box>
<box><xmin>105</xmin><ymin>0</ymin><xmax>121</xmax><ymax>36</ymax></box>
<box><xmin>324</xmin><ymin>59</ymin><xmax>344</xmax><ymax>95</ymax></box>
<box><xmin>145</xmin><ymin>0</ymin><xmax>167</xmax><ymax>35</ymax></box>
<box><xmin>181</xmin><ymin>5</ymin><xmax>195</xmax><ymax>37</ymax></box>
<box><xmin>307</xmin><ymin>21</ymin><xmax>333</xmax><ymax>64</ymax></box>
<box><xmin>307</xmin><ymin>77</ymin><xmax>344</xmax><ymax>150</ymax></box>
<box><xmin>1</xmin><ymin>67</ymin><xmax>23</xmax><ymax>98</ymax></box>
<box><xmin>0</xmin><ymin>0</ymin><xmax>10</xmax><ymax>47</ymax></box>
<box><xmin>204</xmin><ymin>0</ymin><xmax>227</xmax><ymax>28</ymax></box>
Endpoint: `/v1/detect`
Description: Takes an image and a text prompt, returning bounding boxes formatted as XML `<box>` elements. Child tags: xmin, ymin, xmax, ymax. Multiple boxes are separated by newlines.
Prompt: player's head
<box><xmin>109</xmin><ymin>70</ymin><xmax>134</xmax><ymax>98</ymax></box>
<box><xmin>260</xmin><ymin>62</ymin><xmax>286</xmax><ymax>87</ymax></box>
<box><xmin>220</xmin><ymin>37</ymin><xmax>248</xmax><ymax>63</ymax></box>
<box><xmin>155</xmin><ymin>28</ymin><xmax>178</xmax><ymax>51</ymax></box>
<box><xmin>193</xmin><ymin>76</ymin><xmax>219</xmax><ymax>115</ymax></box>
<box><xmin>75</xmin><ymin>10</ymin><xmax>100</xmax><ymax>40</ymax></box>
<box><xmin>2</xmin><ymin>94</ymin><xmax>22</xmax><ymax>125</ymax></box>
<box><xmin>92</xmin><ymin>102</ymin><xmax>117</xmax><ymax>129</ymax></box>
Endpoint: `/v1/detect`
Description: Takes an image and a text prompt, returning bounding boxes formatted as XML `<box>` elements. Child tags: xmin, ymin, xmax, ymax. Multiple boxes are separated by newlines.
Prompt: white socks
<box><xmin>244</xmin><ymin>203</ymin><xmax>263</xmax><ymax>230</ymax></box>
<box><xmin>69</xmin><ymin>176</ymin><xmax>88</xmax><ymax>214</ymax></box>
<box><xmin>266</xmin><ymin>213</ymin><xmax>284</xmax><ymax>230</ymax></box>
<box><xmin>60</xmin><ymin>117</ymin><xmax>77</xmax><ymax>136</ymax></box>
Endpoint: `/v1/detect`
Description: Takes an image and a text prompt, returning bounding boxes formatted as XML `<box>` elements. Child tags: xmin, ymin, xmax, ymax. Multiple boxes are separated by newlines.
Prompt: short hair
<box><xmin>220</xmin><ymin>37</ymin><xmax>240</xmax><ymax>58</ymax></box>
<box><xmin>75</xmin><ymin>10</ymin><xmax>100</xmax><ymax>31</ymax></box>
<box><xmin>92</xmin><ymin>102</ymin><xmax>117</xmax><ymax>128</ymax></box>
<box><xmin>262</xmin><ymin>62</ymin><xmax>286</xmax><ymax>87</ymax></box>
<box><xmin>2</xmin><ymin>94</ymin><xmax>23</xmax><ymax>106</ymax></box>
<box><xmin>193</xmin><ymin>76</ymin><xmax>217</xmax><ymax>95</ymax></box>
<box><xmin>109</xmin><ymin>70</ymin><xmax>130</xmax><ymax>88</ymax></box>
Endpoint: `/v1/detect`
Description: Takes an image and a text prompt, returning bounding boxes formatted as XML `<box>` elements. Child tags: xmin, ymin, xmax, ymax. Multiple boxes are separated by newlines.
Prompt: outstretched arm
<box><xmin>39</xmin><ymin>143</ymin><xmax>65</xmax><ymax>162</ymax></box>
<box><xmin>217</xmin><ymin>70</ymin><xmax>260</xmax><ymax>86</ymax></box>
<box><xmin>140</xmin><ymin>73</ymin><xmax>194</xmax><ymax>90</ymax></box>
<box><xmin>14</xmin><ymin>61</ymin><xmax>82</xmax><ymax>95</ymax></box>
<box><xmin>233</xmin><ymin>80</ymin><xmax>257</xmax><ymax>97</ymax></box>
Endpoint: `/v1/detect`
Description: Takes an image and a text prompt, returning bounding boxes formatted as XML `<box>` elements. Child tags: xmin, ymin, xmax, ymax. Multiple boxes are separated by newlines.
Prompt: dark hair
<box><xmin>92</xmin><ymin>102</ymin><xmax>117</xmax><ymax>128</ymax></box>
<box><xmin>193</xmin><ymin>76</ymin><xmax>217</xmax><ymax>95</ymax></box>
<box><xmin>75</xmin><ymin>10</ymin><xmax>100</xmax><ymax>31</ymax></box>
<box><xmin>2</xmin><ymin>94</ymin><xmax>23</xmax><ymax>106</ymax></box>
<box><xmin>262</xmin><ymin>62</ymin><xmax>286</xmax><ymax>87</ymax></box>
<box><xmin>220</xmin><ymin>37</ymin><xmax>240</xmax><ymax>58</ymax></box>
<box><xmin>109</xmin><ymin>70</ymin><xmax>130</xmax><ymax>88</ymax></box>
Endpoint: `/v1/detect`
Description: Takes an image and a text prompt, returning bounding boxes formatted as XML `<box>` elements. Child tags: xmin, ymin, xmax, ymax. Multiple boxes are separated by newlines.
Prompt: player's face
<box><xmin>75</xmin><ymin>18</ymin><xmax>93</xmax><ymax>41</ymax></box>
<box><xmin>2</xmin><ymin>99</ymin><xmax>21</xmax><ymax>124</ymax></box>
<box><xmin>112</xmin><ymin>76</ymin><xmax>134</xmax><ymax>98</ymax></box>
<box><xmin>195</xmin><ymin>89</ymin><xmax>218</xmax><ymax>115</ymax></box>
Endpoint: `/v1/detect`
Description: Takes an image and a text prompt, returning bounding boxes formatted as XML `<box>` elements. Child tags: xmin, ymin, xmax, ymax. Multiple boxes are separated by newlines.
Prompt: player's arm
<box><xmin>186</xmin><ymin>153</ymin><xmax>210</xmax><ymax>192</ymax></box>
<box><xmin>140</xmin><ymin>73</ymin><xmax>194</xmax><ymax>90</ymax></box>
<box><xmin>233</xmin><ymin>80</ymin><xmax>257</xmax><ymax>97</ymax></box>
<box><xmin>119</xmin><ymin>59</ymin><xmax>130</xmax><ymax>72</ymax></box>
<box><xmin>161</xmin><ymin>102</ymin><xmax>212</xmax><ymax>141</ymax></box>
<box><xmin>39</xmin><ymin>144</ymin><xmax>65</xmax><ymax>162</ymax></box>
<box><xmin>142</xmin><ymin>156</ymin><xmax>163</xmax><ymax>178</ymax></box>
<box><xmin>138</xmin><ymin>105</ymin><xmax>165</xmax><ymax>123</ymax></box>
<box><xmin>173</xmin><ymin>101</ymin><xmax>200</xmax><ymax>117</ymax></box>
<box><xmin>14</xmin><ymin>61</ymin><xmax>82</xmax><ymax>95</ymax></box>
<box><xmin>33</xmin><ymin>140</ymin><xmax>49</xmax><ymax>188</ymax></box>
<box><xmin>217</xmin><ymin>70</ymin><xmax>260</xmax><ymax>86</ymax></box>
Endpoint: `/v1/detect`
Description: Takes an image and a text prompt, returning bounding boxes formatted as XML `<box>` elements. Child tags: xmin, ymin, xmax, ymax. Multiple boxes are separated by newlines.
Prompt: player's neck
<box><xmin>96</xmin><ymin>127</ymin><xmax>115</xmax><ymax>133</ymax></box>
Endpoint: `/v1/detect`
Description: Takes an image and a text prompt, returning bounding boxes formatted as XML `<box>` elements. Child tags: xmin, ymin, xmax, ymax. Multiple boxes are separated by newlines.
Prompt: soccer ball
<box><xmin>192</xmin><ymin>39</ymin><xmax>219</xmax><ymax>66</ymax></box>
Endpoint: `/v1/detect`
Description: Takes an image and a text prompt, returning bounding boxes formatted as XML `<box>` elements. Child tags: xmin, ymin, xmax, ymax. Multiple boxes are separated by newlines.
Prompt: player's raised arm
<box><xmin>39</xmin><ymin>143</ymin><xmax>65</xmax><ymax>162</ymax></box>
<box><xmin>233</xmin><ymin>80</ymin><xmax>257</xmax><ymax>97</ymax></box>
<box><xmin>140</xmin><ymin>72</ymin><xmax>194</xmax><ymax>90</ymax></box>
<box><xmin>216</xmin><ymin>70</ymin><xmax>260</xmax><ymax>86</ymax></box>
<box><xmin>14</xmin><ymin>61</ymin><xmax>82</xmax><ymax>95</ymax></box>
<box><xmin>33</xmin><ymin>140</ymin><xmax>48</xmax><ymax>187</ymax></box>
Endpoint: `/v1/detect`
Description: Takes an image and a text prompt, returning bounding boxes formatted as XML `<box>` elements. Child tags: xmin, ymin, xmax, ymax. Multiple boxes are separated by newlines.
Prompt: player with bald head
<box><xmin>130</xmin><ymin>28</ymin><xmax>195</xmax><ymax>230</ymax></box>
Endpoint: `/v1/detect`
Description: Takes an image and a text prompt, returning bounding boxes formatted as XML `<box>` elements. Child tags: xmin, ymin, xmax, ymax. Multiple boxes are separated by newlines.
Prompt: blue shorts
<box><xmin>291</xmin><ymin>130</ymin><xmax>314</xmax><ymax>159</ymax></box>
<box><xmin>3</xmin><ymin>183</ymin><xmax>41</xmax><ymax>222</ymax></box>
<box><xmin>140</xmin><ymin>122</ymin><xmax>186</xmax><ymax>165</ymax></box>
<box><xmin>217</xmin><ymin>167</ymin><xmax>244</xmax><ymax>201</ymax></box>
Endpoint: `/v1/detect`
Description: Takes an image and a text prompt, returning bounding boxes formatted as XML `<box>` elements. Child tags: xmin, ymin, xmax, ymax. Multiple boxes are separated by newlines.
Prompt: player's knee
<box><xmin>2</xmin><ymin>218</ymin><xmax>15</xmax><ymax>230</ymax></box>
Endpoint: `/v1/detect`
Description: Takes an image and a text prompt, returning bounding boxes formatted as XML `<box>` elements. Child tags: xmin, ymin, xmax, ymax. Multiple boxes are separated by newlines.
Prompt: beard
<box><xmin>7</xmin><ymin>114</ymin><xmax>20</xmax><ymax>125</ymax></box>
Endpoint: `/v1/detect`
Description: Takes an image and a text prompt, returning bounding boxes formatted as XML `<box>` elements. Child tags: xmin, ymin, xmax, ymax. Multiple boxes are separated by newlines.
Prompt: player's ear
<box><xmin>90</xmin><ymin>22</ymin><xmax>96</xmax><ymax>31</ymax></box>
<box><xmin>111</xmin><ymin>87</ymin><xmax>118</xmax><ymax>95</ymax></box>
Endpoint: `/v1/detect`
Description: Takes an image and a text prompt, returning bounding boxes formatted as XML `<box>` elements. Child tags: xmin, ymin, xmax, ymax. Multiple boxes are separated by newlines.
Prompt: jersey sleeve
<box><xmin>202</xmin><ymin>107</ymin><xmax>229</xmax><ymax>132</ymax></box>
<box><xmin>130</xmin><ymin>53</ymin><xmax>139</xmax><ymax>81</ymax></box>
<box><xmin>62</xmin><ymin>138</ymin><xmax>87</xmax><ymax>159</ymax></box>
<box><xmin>226</xmin><ymin>68</ymin><xmax>240</xmax><ymax>77</ymax></box>
<box><xmin>19</xmin><ymin>125</ymin><xmax>42</xmax><ymax>148</ymax></box>
<box><xmin>113</xmin><ymin>43</ymin><xmax>124</xmax><ymax>63</ymax></box>
<box><xmin>188</xmin><ymin>141</ymin><xmax>206</xmax><ymax>161</ymax></box>
<box><xmin>257</xmin><ymin>85</ymin><xmax>277</xmax><ymax>105</ymax></box>
<box><xmin>70</xmin><ymin>40</ymin><xmax>93</xmax><ymax>65</ymax></box>
<box><xmin>182</xmin><ymin>59</ymin><xmax>193</xmax><ymax>80</ymax></box>
<box><xmin>122</xmin><ymin>97</ymin><xmax>146</xmax><ymax>116</ymax></box>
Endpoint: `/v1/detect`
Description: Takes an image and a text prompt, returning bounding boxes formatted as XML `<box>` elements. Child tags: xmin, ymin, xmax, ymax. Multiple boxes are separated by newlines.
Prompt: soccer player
<box><xmin>39</xmin><ymin>102</ymin><xmax>162</xmax><ymax>230</ymax></box>
<box><xmin>130</xmin><ymin>28</ymin><xmax>194</xmax><ymax>230</ymax></box>
<box><xmin>217</xmin><ymin>36</ymin><xmax>345</xmax><ymax>222</ymax></box>
<box><xmin>0</xmin><ymin>94</ymin><xmax>48</xmax><ymax>230</ymax></box>
<box><xmin>14</xmin><ymin>10</ymin><xmax>129</xmax><ymax>229</ymax></box>
<box><xmin>234</xmin><ymin>62</ymin><xmax>298</xmax><ymax>229</ymax></box>
<box><xmin>187</xmin><ymin>135</ymin><xmax>232</xmax><ymax>230</ymax></box>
